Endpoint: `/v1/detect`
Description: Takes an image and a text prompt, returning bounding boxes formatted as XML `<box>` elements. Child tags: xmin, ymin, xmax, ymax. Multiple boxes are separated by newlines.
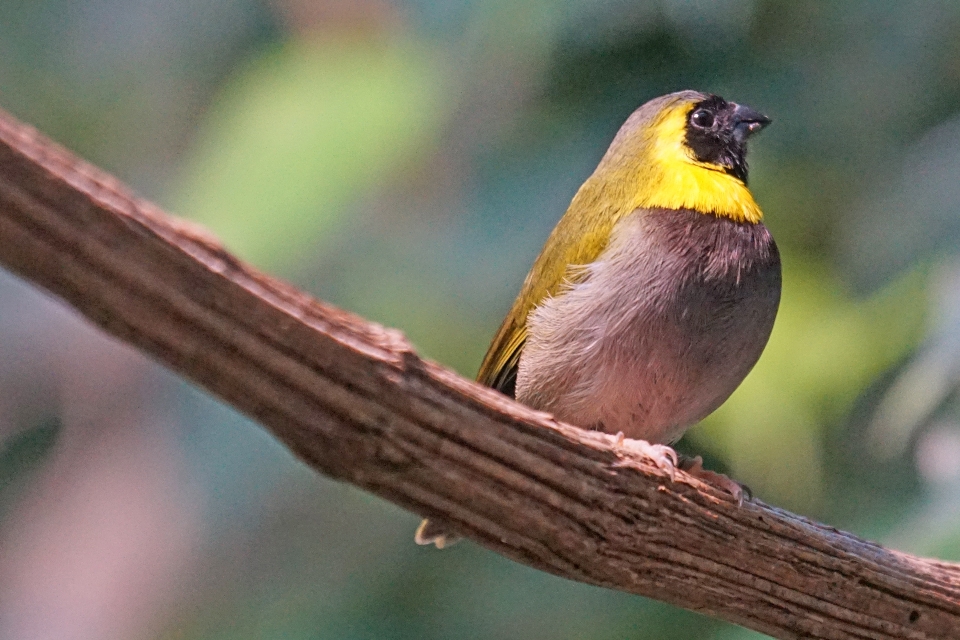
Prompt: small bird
<box><xmin>416</xmin><ymin>90</ymin><xmax>780</xmax><ymax>548</ymax></box>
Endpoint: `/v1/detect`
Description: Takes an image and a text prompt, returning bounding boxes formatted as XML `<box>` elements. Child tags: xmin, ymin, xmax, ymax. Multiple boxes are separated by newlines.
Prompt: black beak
<box><xmin>730</xmin><ymin>103</ymin><xmax>771</xmax><ymax>142</ymax></box>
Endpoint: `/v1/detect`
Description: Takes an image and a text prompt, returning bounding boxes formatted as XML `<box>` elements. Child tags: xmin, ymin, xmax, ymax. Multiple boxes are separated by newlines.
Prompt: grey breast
<box><xmin>515</xmin><ymin>207</ymin><xmax>781</xmax><ymax>443</ymax></box>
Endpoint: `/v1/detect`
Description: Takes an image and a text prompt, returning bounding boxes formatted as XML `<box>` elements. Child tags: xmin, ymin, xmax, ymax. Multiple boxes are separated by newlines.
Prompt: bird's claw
<box><xmin>678</xmin><ymin>455</ymin><xmax>749</xmax><ymax>506</ymax></box>
<box><xmin>613</xmin><ymin>432</ymin><xmax>678</xmax><ymax>481</ymax></box>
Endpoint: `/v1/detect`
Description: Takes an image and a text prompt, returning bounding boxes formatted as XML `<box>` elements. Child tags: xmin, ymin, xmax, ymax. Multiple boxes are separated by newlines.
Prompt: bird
<box><xmin>416</xmin><ymin>90</ymin><xmax>780</xmax><ymax>548</ymax></box>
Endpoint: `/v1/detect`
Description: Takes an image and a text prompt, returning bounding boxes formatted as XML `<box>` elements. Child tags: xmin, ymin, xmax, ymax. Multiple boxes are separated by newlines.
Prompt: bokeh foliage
<box><xmin>2</xmin><ymin>1</ymin><xmax>960</xmax><ymax>639</ymax></box>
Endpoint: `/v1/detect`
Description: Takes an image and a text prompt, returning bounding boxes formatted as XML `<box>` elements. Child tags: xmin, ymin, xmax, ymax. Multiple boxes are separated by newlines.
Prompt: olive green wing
<box><xmin>476</xmin><ymin>312</ymin><xmax>526</xmax><ymax>396</ymax></box>
<box><xmin>476</xmin><ymin>189</ymin><xmax>635</xmax><ymax>396</ymax></box>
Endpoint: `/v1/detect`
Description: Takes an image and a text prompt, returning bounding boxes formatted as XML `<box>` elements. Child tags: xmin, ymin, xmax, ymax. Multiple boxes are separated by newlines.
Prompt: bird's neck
<box><xmin>633</xmin><ymin>161</ymin><xmax>764</xmax><ymax>224</ymax></box>
<box><xmin>601</xmin><ymin>107</ymin><xmax>764</xmax><ymax>224</ymax></box>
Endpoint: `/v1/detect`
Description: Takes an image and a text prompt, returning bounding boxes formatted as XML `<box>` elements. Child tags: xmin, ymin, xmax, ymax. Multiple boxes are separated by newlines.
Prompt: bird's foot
<box><xmin>678</xmin><ymin>455</ymin><xmax>751</xmax><ymax>506</ymax></box>
<box><xmin>613</xmin><ymin>432</ymin><xmax>678</xmax><ymax>481</ymax></box>
<box><xmin>414</xmin><ymin>518</ymin><xmax>461</xmax><ymax>549</ymax></box>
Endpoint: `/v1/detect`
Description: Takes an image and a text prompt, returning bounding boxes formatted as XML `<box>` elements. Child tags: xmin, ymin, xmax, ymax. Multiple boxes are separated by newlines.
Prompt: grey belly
<box><xmin>515</xmin><ymin>208</ymin><xmax>781</xmax><ymax>444</ymax></box>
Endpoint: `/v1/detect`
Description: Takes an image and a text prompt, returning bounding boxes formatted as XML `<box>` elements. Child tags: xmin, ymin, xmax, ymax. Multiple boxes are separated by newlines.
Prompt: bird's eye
<box><xmin>690</xmin><ymin>109</ymin><xmax>714</xmax><ymax>128</ymax></box>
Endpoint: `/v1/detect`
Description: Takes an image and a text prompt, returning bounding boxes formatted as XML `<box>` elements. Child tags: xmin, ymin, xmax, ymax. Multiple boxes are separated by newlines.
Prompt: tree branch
<box><xmin>0</xmin><ymin>108</ymin><xmax>956</xmax><ymax>640</ymax></box>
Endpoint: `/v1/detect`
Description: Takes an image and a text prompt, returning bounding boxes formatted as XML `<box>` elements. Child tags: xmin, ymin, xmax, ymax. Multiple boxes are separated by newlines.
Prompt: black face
<box><xmin>684</xmin><ymin>95</ymin><xmax>771</xmax><ymax>184</ymax></box>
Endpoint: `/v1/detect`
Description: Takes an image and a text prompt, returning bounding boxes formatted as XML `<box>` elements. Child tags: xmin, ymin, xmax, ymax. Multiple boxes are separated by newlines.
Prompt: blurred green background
<box><xmin>1</xmin><ymin>1</ymin><xmax>959</xmax><ymax>638</ymax></box>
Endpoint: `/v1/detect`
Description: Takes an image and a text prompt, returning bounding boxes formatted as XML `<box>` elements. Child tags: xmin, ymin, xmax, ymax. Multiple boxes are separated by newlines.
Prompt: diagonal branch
<box><xmin>0</xmin><ymin>107</ymin><xmax>957</xmax><ymax>640</ymax></box>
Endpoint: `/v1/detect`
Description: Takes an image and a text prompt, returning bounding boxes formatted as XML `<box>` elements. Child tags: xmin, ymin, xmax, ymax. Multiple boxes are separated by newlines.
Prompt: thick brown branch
<box><xmin>0</xmin><ymin>108</ymin><xmax>957</xmax><ymax>640</ymax></box>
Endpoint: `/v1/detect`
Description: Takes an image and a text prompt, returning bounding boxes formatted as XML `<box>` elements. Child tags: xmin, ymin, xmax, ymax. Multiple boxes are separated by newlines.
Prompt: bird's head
<box><xmin>591</xmin><ymin>91</ymin><xmax>772</xmax><ymax>224</ymax></box>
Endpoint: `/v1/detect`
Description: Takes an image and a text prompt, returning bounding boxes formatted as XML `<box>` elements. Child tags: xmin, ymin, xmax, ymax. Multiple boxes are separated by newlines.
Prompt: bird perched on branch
<box><xmin>417</xmin><ymin>90</ymin><xmax>780</xmax><ymax>548</ymax></box>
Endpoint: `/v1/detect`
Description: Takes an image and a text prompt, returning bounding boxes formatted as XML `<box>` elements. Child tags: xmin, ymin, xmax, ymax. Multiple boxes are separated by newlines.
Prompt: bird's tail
<box><xmin>414</xmin><ymin>518</ymin><xmax>461</xmax><ymax>549</ymax></box>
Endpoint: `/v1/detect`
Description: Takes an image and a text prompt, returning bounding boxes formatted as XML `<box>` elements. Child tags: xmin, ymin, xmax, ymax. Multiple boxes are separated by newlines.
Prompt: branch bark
<box><xmin>0</xmin><ymin>108</ymin><xmax>957</xmax><ymax>640</ymax></box>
